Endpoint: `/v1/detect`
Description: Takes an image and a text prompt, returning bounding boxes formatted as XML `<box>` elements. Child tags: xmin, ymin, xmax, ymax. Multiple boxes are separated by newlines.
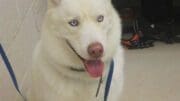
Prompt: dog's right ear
<box><xmin>48</xmin><ymin>0</ymin><xmax>61</xmax><ymax>8</ymax></box>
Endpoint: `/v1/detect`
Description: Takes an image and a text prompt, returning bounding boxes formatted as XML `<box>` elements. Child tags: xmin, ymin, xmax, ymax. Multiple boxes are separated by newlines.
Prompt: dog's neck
<box><xmin>40</xmin><ymin>55</ymin><xmax>111</xmax><ymax>84</ymax></box>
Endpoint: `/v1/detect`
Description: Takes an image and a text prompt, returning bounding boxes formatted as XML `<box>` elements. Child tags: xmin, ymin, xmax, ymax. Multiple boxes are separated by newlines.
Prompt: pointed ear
<box><xmin>48</xmin><ymin>0</ymin><xmax>61</xmax><ymax>8</ymax></box>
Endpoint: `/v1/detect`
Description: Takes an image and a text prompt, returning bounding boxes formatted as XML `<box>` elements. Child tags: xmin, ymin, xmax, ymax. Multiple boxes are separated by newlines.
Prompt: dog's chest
<box><xmin>34</xmin><ymin>74</ymin><xmax>106</xmax><ymax>101</ymax></box>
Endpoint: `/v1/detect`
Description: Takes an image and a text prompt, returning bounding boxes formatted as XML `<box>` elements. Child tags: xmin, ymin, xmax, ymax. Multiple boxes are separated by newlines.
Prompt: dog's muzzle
<box><xmin>66</xmin><ymin>40</ymin><xmax>85</xmax><ymax>72</ymax></box>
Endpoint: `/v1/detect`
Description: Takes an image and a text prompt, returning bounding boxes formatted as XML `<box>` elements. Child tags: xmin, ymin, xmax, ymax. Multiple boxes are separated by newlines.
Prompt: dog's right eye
<box><xmin>68</xmin><ymin>19</ymin><xmax>79</xmax><ymax>27</ymax></box>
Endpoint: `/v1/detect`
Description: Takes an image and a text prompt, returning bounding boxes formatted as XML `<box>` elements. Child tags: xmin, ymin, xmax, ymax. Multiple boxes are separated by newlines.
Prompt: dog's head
<box><xmin>42</xmin><ymin>0</ymin><xmax>121</xmax><ymax>78</ymax></box>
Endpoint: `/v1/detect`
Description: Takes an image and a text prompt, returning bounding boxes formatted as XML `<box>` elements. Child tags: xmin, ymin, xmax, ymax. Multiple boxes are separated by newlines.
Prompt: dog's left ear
<box><xmin>48</xmin><ymin>0</ymin><xmax>61</xmax><ymax>8</ymax></box>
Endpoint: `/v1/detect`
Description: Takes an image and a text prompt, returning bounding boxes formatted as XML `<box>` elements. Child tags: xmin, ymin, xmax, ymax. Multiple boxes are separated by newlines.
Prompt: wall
<box><xmin>0</xmin><ymin>0</ymin><xmax>46</xmax><ymax>100</ymax></box>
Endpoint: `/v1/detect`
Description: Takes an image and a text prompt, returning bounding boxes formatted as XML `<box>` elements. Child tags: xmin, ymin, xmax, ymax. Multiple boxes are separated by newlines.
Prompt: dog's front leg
<box><xmin>108</xmin><ymin>52</ymin><xmax>124</xmax><ymax>101</ymax></box>
<box><xmin>107</xmin><ymin>77</ymin><xmax>123</xmax><ymax>101</ymax></box>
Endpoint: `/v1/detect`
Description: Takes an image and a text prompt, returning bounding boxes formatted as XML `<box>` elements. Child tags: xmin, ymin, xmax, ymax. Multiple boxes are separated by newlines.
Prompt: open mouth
<box><xmin>66</xmin><ymin>40</ymin><xmax>104</xmax><ymax>78</ymax></box>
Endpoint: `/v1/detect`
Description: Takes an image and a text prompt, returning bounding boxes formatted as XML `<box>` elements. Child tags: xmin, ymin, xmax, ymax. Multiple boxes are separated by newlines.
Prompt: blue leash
<box><xmin>0</xmin><ymin>44</ymin><xmax>26</xmax><ymax>100</ymax></box>
<box><xmin>104</xmin><ymin>60</ymin><xmax>114</xmax><ymax>101</ymax></box>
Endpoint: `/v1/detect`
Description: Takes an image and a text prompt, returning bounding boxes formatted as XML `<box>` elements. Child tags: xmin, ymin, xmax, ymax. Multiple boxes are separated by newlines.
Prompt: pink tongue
<box><xmin>84</xmin><ymin>60</ymin><xmax>104</xmax><ymax>78</ymax></box>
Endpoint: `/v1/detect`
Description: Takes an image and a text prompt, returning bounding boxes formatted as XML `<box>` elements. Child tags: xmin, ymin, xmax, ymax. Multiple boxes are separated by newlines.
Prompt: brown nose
<box><xmin>88</xmin><ymin>42</ymin><xmax>104</xmax><ymax>58</ymax></box>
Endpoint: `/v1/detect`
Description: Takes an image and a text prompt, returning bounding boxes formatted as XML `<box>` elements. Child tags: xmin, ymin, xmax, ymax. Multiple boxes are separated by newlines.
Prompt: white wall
<box><xmin>0</xmin><ymin>0</ymin><xmax>46</xmax><ymax>100</ymax></box>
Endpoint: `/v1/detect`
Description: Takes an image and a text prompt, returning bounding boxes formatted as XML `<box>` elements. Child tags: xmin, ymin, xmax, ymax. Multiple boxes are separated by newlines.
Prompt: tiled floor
<box><xmin>121</xmin><ymin>43</ymin><xmax>180</xmax><ymax>101</ymax></box>
<box><xmin>0</xmin><ymin>0</ymin><xmax>180</xmax><ymax>101</ymax></box>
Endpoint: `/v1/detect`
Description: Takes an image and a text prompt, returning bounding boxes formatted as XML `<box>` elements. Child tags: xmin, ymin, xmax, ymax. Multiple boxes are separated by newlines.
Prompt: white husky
<box><xmin>29</xmin><ymin>0</ymin><xmax>124</xmax><ymax>101</ymax></box>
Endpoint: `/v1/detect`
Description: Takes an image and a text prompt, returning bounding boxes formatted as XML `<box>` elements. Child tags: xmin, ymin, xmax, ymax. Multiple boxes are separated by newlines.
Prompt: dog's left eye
<box><xmin>69</xmin><ymin>19</ymin><xmax>79</xmax><ymax>27</ymax></box>
<box><xmin>97</xmin><ymin>15</ymin><xmax>104</xmax><ymax>22</ymax></box>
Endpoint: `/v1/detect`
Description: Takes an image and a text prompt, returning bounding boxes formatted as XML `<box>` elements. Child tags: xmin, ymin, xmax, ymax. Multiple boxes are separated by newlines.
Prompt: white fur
<box><xmin>28</xmin><ymin>0</ymin><xmax>124</xmax><ymax>100</ymax></box>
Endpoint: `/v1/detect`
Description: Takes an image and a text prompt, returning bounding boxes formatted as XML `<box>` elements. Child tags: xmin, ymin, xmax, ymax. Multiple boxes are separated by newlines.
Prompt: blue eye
<box><xmin>97</xmin><ymin>15</ymin><xmax>104</xmax><ymax>22</ymax></box>
<box><xmin>69</xmin><ymin>19</ymin><xmax>79</xmax><ymax>27</ymax></box>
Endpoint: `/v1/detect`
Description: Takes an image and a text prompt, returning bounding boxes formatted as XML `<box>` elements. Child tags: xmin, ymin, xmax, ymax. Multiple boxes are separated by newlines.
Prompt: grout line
<box><xmin>15</xmin><ymin>0</ymin><xmax>21</xmax><ymax>21</ymax></box>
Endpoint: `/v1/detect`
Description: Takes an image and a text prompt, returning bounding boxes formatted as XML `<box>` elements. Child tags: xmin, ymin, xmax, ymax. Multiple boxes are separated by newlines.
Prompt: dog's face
<box><xmin>43</xmin><ymin>0</ymin><xmax>121</xmax><ymax>78</ymax></box>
